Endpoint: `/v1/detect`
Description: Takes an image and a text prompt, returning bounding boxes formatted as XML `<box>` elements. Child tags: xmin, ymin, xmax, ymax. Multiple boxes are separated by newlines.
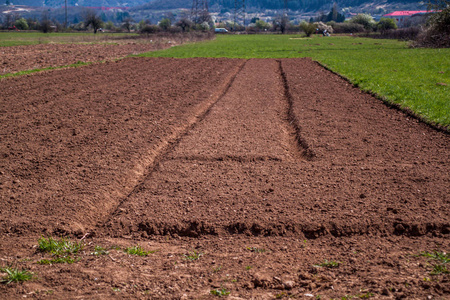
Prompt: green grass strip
<box><xmin>0</xmin><ymin>31</ymin><xmax>139</xmax><ymax>47</ymax></box>
<box><xmin>0</xmin><ymin>61</ymin><xmax>93</xmax><ymax>80</ymax></box>
<box><xmin>139</xmin><ymin>34</ymin><xmax>450</xmax><ymax>129</ymax></box>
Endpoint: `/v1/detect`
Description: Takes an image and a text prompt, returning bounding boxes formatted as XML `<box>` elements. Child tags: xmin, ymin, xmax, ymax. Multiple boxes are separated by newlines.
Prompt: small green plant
<box><xmin>92</xmin><ymin>246</ymin><xmax>109</xmax><ymax>256</ymax></box>
<box><xmin>112</xmin><ymin>287</ymin><xmax>121</xmax><ymax>292</ymax></box>
<box><xmin>245</xmin><ymin>266</ymin><xmax>252</xmax><ymax>270</ymax></box>
<box><xmin>302</xmin><ymin>240</ymin><xmax>308</xmax><ymax>248</ymax></box>
<box><xmin>210</xmin><ymin>287</ymin><xmax>230</xmax><ymax>297</ymax></box>
<box><xmin>430</xmin><ymin>264</ymin><xmax>449</xmax><ymax>275</ymax></box>
<box><xmin>357</xmin><ymin>292</ymin><xmax>374</xmax><ymax>299</ymax></box>
<box><xmin>182</xmin><ymin>250</ymin><xmax>202</xmax><ymax>261</ymax></box>
<box><xmin>246</xmin><ymin>247</ymin><xmax>266</xmax><ymax>253</ymax></box>
<box><xmin>1</xmin><ymin>268</ymin><xmax>33</xmax><ymax>284</ymax></box>
<box><xmin>337</xmin><ymin>292</ymin><xmax>374</xmax><ymax>300</ymax></box>
<box><xmin>420</xmin><ymin>251</ymin><xmax>450</xmax><ymax>264</ymax></box>
<box><xmin>419</xmin><ymin>250</ymin><xmax>449</xmax><ymax>275</ymax></box>
<box><xmin>38</xmin><ymin>236</ymin><xmax>84</xmax><ymax>255</ymax></box>
<box><xmin>37</xmin><ymin>256</ymin><xmax>78</xmax><ymax>265</ymax></box>
<box><xmin>275</xmin><ymin>291</ymin><xmax>289</xmax><ymax>299</ymax></box>
<box><xmin>124</xmin><ymin>245</ymin><xmax>156</xmax><ymax>256</ymax></box>
<box><xmin>314</xmin><ymin>259</ymin><xmax>340</xmax><ymax>268</ymax></box>
<box><xmin>37</xmin><ymin>236</ymin><xmax>84</xmax><ymax>264</ymax></box>
<box><xmin>213</xmin><ymin>266</ymin><xmax>222</xmax><ymax>273</ymax></box>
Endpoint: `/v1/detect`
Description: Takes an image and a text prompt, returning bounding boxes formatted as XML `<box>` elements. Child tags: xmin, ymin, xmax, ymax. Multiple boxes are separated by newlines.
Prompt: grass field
<box><xmin>0</xmin><ymin>31</ymin><xmax>137</xmax><ymax>47</ymax></box>
<box><xmin>140</xmin><ymin>34</ymin><xmax>450</xmax><ymax>128</ymax></box>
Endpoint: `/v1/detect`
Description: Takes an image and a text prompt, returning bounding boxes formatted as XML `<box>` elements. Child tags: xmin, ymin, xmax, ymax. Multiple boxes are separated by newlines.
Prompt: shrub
<box><xmin>14</xmin><ymin>18</ymin><xmax>29</xmax><ymax>30</ymax></box>
<box><xmin>159</xmin><ymin>18</ymin><xmax>171</xmax><ymax>31</ymax></box>
<box><xmin>362</xmin><ymin>27</ymin><xmax>421</xmax><ymax>40</ymax></box>
<box><xmin>377</xmin><ymin>18</ymin><xmax>397</xmax><ymax>33</ymax></box>
<box><xmin>350</xmin><ymin>14</ymin><xmax>375</xmax><ymax>30</ymax></box>
<box><xmin>255</xmin><ymin>19</ymin><xmax>271</xmax><ymax>31</ymax></box>
<box><xmin>415</xmin><ymin>4</ymin><xmax>450</xmax><ymax>47</ymax></box>
<box><xmin>300</xmin><ymin>21</ymin><xmax>316</xmax><ymax>37</ymax></box>
<box><xmin>332</xmin><ymin>22</ymin><xmax>365</xmax><ymax>33</ymax></box>
<box><xmin>198</xmin><ymin>21</ymin><xmax>210</xmax><ymax>31</ymax></box>
<box><xmin>140</xmin><ymin>25</ymin><xmax>160</xmax><ymax>34</ymax></box>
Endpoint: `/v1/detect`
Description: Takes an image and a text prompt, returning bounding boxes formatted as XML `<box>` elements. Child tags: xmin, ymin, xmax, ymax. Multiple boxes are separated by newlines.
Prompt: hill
<box><xmin>4</xmin><ymin>0</ymin><xmax>148</xmax><ymax>8</ymax></box>
<box><xmin>135</xmin><ymin>0</ymin><xmax>427</xmax><ymax>14</ymax></box>
<box><xmin>5</xmin><ymin>0</ymin><xmax>427</xmax><ymax>13</ymax></box>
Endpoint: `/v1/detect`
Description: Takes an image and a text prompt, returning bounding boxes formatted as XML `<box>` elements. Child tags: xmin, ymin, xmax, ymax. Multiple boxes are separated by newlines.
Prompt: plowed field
<box><xmin>1</xmin><ymin>34</ymin><xmax>207</xmax><ymax>76</ymax></box>
<box><xmin>0</xmin><ymin>57</ymin><xmax>449</xmax><ymax>299</ymax></box>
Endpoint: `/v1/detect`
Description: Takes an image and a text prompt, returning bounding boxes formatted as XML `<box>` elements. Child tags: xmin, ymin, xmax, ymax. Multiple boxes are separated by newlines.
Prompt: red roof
<box><xmin>383</xmin><ymin>11</ymin><xmax>429</xmax><ymax>17</ymax></box>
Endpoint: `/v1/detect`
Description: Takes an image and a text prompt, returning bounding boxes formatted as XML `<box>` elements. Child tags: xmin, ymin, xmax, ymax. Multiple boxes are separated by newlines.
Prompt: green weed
<box><xmin>336</xmin><ymin>292</ymin><xmax>374</xmax><ymax>299</ymax></box>
<box><xmin>1</xmin><ymin>268</ymin><xmax>33</xmax><ymax>284</ymax></box>
<box><xmin>419</xmin><ymin>250</ymin><xmax>449</xmax><ymax>275</ymax></box>
<box><xmin>314</xmin><ymin>259</ymin><xmax>341</xmax><ymax>268</ymax></box>
<box><xmin>246</xmin><ymin>246</ymin><xmax>266</xmax><ymax>253</ymax></box>
<box><xmin>123</xmin><ymin>245</ymin><xmax>156</xmax><ymax>256</ymax></box>
<box><xmin>245</xmin><ymin>266</ymin><xmax>252</xmax><ymax>270</ymax></box>
<box><xmin>302</xmin><ymin>240</ymin><xmax>308</xmax><ymax>248</ymax></box>
<box><xmin>430</xmin><ymin>264</ymin><xmax>449</xmax><ymax>275</ymax></box>
<box><xmin>182</xmin><ymin>250</ymin><xmax>203</xmax><ymax>261</ymax></box>
<box><xmin>92</xmin><ymin>246</ymin><xmax>109</xmax><ymax>256</ymax></box>
<box><xmin>420</xmin><ymin>251</ymin><xmax>450</xmax><ymax>264</ymax></box>
<box><xmin>213</xmin><ymin>266</ymin><xmax>222</xmax><ymax>273</ymax></box>
<box><xmin>210</xmin><ymin>287</ymin><xmax>230</xmax><ymax>297</ymax></box>
<box><xmin>275</xmin><ymin>291</ymin><xmax>290</xmax><ymax>298</ymax></box>
<box><xmin>38</xmin><ymin>236</ymin><xmax>84</xmax><ymax>255</ymax></box>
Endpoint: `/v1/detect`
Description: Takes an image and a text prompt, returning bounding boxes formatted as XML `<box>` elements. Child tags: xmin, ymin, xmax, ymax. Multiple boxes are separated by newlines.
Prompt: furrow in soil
<box><xmin>277</xmin><ymin>59</ymin><xmax>315</xmax><ymax>160</ymax></box>
<box><xmin>99</xmin><ymin>60</ymin><xmax>248</xmax><ymax>228</ymax></box>
<box><xmin>105</xmin><ymin>58</ymin><xmax>304</xmax><ymax>236</ymax></box>
<box><xmin>0</xmin><ymin>57</ymin><xmax>244</xmax><ymax>234</ymax></box>
<box><xmin>105</xmin><ymin>58</ymin><xmax>449</xmax><ymax>239</ymax></box>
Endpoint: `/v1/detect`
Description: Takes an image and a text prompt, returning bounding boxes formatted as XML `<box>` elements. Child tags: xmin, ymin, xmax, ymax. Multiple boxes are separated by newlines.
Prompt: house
<box><xmin>383</xmin><ymin>11</ymin><xmax>433</xmax><ymax>27</ymax></box>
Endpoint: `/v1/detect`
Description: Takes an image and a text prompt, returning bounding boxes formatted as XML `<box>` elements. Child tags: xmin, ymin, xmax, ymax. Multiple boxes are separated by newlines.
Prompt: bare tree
<box><xmin>122</xmin><ymin>17</ymin><xmax>134</xmax><ymax>32</ymax></box>
<box><xmin>273</xmin><ymin>14</ymin><xmax>289</xmax><ymax>34</ymax></box>
<box><xmin>83</xmin><ymin>9</ymin><xmax>103</xmax><ymax>34</ymax></box>
<box><xmin>40</xmin><ymin>12</ymin><xmax>53</xmax><ymax>33</ymax></box>
<box><xmin>176</xmin><ymin>18</ymin><xmax>193</xmax><ymax>32</ymax></box>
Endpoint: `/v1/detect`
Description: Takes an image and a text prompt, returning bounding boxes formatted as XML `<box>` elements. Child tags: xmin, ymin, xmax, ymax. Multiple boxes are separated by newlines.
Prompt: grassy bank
<box><xmin>140</xmin><ymin>34</ymin><xmax>450</xmax><ymax>128</ymax></box>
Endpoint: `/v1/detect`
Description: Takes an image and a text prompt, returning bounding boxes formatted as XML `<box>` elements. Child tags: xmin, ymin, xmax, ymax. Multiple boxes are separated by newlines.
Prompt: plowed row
<box><xmin>0</xmin><ymin>57</ymin><xmax>449</xmax><ymax>299</ymax></box>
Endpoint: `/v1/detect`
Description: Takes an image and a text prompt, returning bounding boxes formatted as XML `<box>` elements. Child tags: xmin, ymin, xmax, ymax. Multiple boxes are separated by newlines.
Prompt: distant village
<box><xmin>0</xmin><ymin>1</ymin><xmax>436</xmax><ymax>32</ymax></box>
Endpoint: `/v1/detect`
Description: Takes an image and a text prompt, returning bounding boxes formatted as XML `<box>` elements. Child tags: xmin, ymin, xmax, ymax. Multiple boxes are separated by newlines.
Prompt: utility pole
<box><xmin>65</xmin><ymin>0</ymin><xmax>68</xmax><ymax>28</ymax></box>
<box><xmin>233</xmin><ymin>0</ymin><xmax>245</xmax><ymax>31</ymax></box>
<box><xmin>284</xmin><ymin>0</ymin><xmax>289</xmax><ymax>16</ymax></box>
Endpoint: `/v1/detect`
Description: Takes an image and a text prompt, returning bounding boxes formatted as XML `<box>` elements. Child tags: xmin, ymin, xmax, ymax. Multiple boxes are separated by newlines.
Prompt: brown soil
<box><xmin>0</xmin><ymin>35</ymin><xmax>197</xmax><ymax>75</ymax></box>
<box><xmin>0</xmin><ymin>58</ymin><xmax>449</xmax><ymax>299</ymax></box>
